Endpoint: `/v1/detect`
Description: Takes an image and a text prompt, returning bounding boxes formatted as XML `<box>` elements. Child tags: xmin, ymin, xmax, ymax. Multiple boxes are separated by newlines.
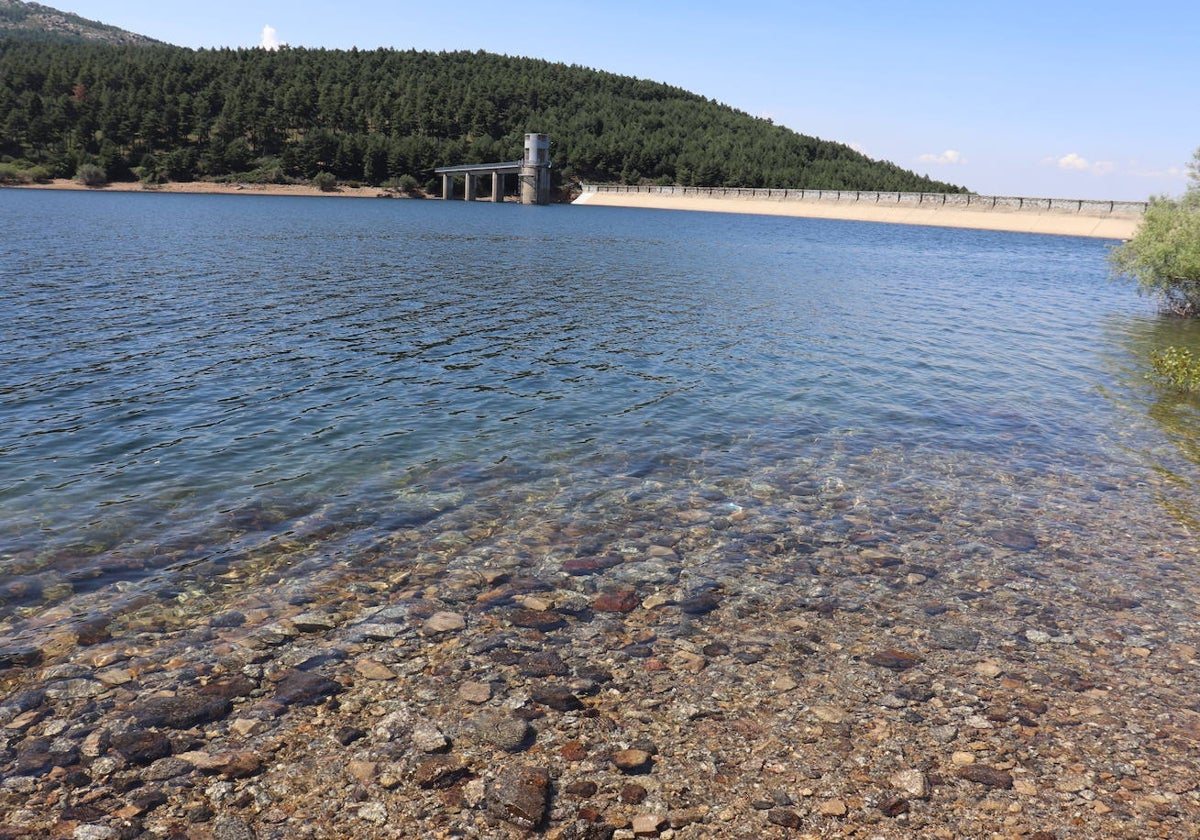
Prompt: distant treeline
<box><xmin>0</xmin><ymin>40</ymin><xmax>967</xmax><ymax>193</ymax></box>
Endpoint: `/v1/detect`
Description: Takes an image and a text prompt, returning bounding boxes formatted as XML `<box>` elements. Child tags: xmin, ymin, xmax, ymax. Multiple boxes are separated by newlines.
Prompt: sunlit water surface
<box><xmin>3</xmin><ymin>189</ymin><xmax>1200</xmax><ymax>641</ymax></box>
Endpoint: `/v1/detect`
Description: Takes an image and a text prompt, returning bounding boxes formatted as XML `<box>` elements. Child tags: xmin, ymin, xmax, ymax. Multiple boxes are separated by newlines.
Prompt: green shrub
<box><xmin>1148</xmin><ymin>346</ymin><xmax>1200</xmax><ymax>393</ymax></box>
<box><xmin>312</xmin><ymin>171</ymin><xmax>338</xmax><ymax>192</ymax></box>
<box><xmin>1110</xmin><ymin>147</ymin><xmax>1200</xmax><ymax>316</ymax></box>
<box><xmin>383</xmin><ymin>174</ymin><xmax>422</xmax><ymax>196</ymax></box>
<box><xmin>0</xmin><ymin>162</ymin><xmax>23</xmax><ymax>184</ymax></box>
<box><xmin>75</xmin><ymin>163</ymin><xmax>108</xmax><ymax>186</ymax></box>
<box><xmin>0</xmin><ymin>162</ymin><xmax>53</xmax><ymax>184</ymax></box>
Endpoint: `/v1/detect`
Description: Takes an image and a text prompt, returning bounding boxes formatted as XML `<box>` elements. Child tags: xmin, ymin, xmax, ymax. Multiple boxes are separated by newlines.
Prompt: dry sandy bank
<box><xmin>573</xmin><ymin>189</ymin><xmax>1141</xmax><ymax>240</ymax></box>
<box><xmin>10</xmin><ymin>179</ymin><xmax>397</xmax><ymax>199</ymax></box>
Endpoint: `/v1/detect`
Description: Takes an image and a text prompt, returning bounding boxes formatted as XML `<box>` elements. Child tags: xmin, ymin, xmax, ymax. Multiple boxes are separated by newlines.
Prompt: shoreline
<box><xmin>573</xmin><ymin>189</ymin><xmax>1142</xmax><ymax>239</ymax></box>
<box><xmin>9</xmin><ymin>180</ymin><xmax>1142</xmax><ymax>239</ymax></box>
<box><xmin>7</xmin><ymin>178</ymin><xmax>401</xmax><ymax>200</ymax></box>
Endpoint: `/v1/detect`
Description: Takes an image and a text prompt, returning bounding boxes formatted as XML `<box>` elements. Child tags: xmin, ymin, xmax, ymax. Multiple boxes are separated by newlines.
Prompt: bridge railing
<box><xmin>580</xmin><ymin>184</ymin><xmax>1148</xmax><ymax>217</ymax></box>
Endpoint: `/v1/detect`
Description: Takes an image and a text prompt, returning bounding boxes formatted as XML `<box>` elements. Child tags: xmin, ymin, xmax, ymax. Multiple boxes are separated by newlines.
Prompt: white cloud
<box><xmin>260</xmin><ymin>25</ymin><xmax>282</xmax><ymax>50</ymax></box>
<box><xmin>1046</xmin><ymin>153</ymin><xmax>1118</xmax><ymax>176</ymax></box>
<box><xmin>1055</xmin><ymin>153</ymin><xmax>1091</xmax><ymax>171</ymax></box>
<box><xmin>918</xmin><ymin>149</ymin><xmax>964</xmax><ymax>165</ymax></box>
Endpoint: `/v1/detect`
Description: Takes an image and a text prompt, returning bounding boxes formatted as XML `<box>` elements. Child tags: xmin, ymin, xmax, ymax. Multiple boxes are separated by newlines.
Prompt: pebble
<box><xmin>631</xmin><ymin>813</ymin><xmax>666</xmax><ymax>835</ymax></box>
<box><xmin>358</xmin><ymin>802</ymin><xmax>388</xmax><ymax>824</ymax></box>
<box><xmin>772</xmin><ymin>674</ymin><xmax>799</xmax><ymax>692</ymax></box>
<box><xmin>487</xmin><ymin>765</ymin><xmax>551</xmax><ymax>829</ymax></box>
<box><xmin>679</xmin><ymin>589</ymin><xmax>721</xmax><ymax>615</ymax></box>
<box><xmin>819</xmin><ymin>798</ymin><xmax>847</xmax><ymax>816</ymax></box>
<box><xmin>354</xmin><ymin>658</ymin><xmax>396</xmax><ymax>680</ymax></box>
<box><xmin>531</xmin><ymin>685</ymin><xmax>584</xmax><ymax>711</ymax></box>
<box><xmin>132</xmin><ymin>694</ymin><xmax>232</xmax><ymax>729</ymax></box>
<box><xmin>611</xmin><ymin>748</ymin><xmax>653</xmax><ymax>773</ymax></box>
<box><xmin>111</xmin><ymin>730</ymin><xmax>172</xmax><ymax>765</ymax></box>
<box><xmin>766</xmin><ymin>808</ymin><xmax>803</xmax><ymax>828</ymax></box>
<box><xmin>290</xmin><ymin>611</ymin><xmax>336</xmax><ymax>633</ymax></box>
<box><xmin>565</xmin><ymin>780</ymin><xmax>598</xmax><ymax>797</ymax></box>
<box><xmin>458</xmin><ymin>681</ymin><xmax>493</xmax><ymax>704</ymax></box>
<box><xmin>423</xmin><ymin>611</ymin><xmax>466</xmax><ymax>633</ymax></box>
<box><xmin>142</xmin><ymin>756</ymin><xmax>194</xmax><ymax>781</ymax></box>
<box><xmin>594</xmin><ymin>587</ymin><xmax>640</xmax><ymax>613</ymax></box>
<box><xmin>464</xmin><ymin>711</ymin><xmax>531</xmax><ymax>752</ymax></box>
<box><xmin>957</xmin><ymin>765</ymin><xmax>1014</xmax><ymax>789</ymax></box>
<box><xmin>411</xmin><ymin>720</ymin><xmax>449</xmax><ymax>753</ymax></box>
<box><xmin>889</xmin><ymin>769</ymin><xmax>929</xmax><ymax>799</ymax></box>
<box><xmin>211</xmin><ymin>816</ymin><xmax>256</xmax><ymax>840</ymax></box>
<box><xmin>810</xmin><ymin>705</ymin><xmax>846</xmax><ymax>723</ymax></box>
<box><xmin>271</xmin><ymin>670</ymin><xmax>341</xmax><ymax>706</ymax></box>
<box><xmin>930</xmin><ymin>627</ymin><xmax>982</xmax><ymax>650</ymax></box>
<box><xmin>561</xmin><ymin>555</ymin><xmax>622</xmax><ymax>575</ymax></box>
<box><xmin>413</xmin><ymin>755</ymin><xmax>469</xmax><ymax>789</ymax></box>
<box><xmin>178</xmin><ymin>750</ymin><xmax>262</xmax><ymax>778</ymax></box>
<box><xmin>989</xmin><ymin>528</ymin><xmax>1038</xmax><ymax>550</ymax></box>
<box><xmin>519</xmin><ymin>649</ymin><xmax>570</xmax><ymax>677</ymax></box>
<box><xmin>509</xmin><ymin>608</ymin><xmax>567</xmax><ymax>630</ymax></box>
<box><xmin>866</xmin><ymin>648</ymin><xmax>922</xmax><ymax>670</ymax></box>
<box><xmin>621</xmin><ymin>783</ymin><xmax>648</xmax><ymax>804</ymax></box>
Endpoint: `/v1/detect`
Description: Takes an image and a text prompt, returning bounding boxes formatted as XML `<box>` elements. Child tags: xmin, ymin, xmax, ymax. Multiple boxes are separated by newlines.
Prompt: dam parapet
<box><xmin>580</xmin><ymin>184</ymin><xmax>1148</xmax><ymax>218</ymax></box>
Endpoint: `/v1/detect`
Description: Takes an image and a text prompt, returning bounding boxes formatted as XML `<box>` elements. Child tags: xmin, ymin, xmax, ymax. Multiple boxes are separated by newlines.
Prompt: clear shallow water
<box><xmin>2</xmin><ymin>188</ymin><xmax>1200</xmax><ymax>637</ymax></box>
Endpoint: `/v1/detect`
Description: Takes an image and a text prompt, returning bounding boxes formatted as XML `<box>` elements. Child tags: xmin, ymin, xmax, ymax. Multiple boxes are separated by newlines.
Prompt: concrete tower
<box><xmin>519</xmin><ymin>133</ymin><xmax>552</xmax><ymax>205</ymax></box>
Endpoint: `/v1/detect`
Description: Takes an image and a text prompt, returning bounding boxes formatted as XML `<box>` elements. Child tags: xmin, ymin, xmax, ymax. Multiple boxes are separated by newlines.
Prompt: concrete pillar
<box><xmin>491</xmin><ymin>172</ymin><xmax>504</xmax><ymax>202</ymax></box>
<box><xmin>519</xmin><ymin>164</ymin><xmax>551</xmax><ymax>205</ymax></box>
<box><xmin>441</xmin><ymin>173</ymin><xmax>453</xmax><ymax>199</ymax></box>
<box><xmin>465</xmin><ymin>173</ymin><xmax>477</xmax><ymax>201</ymax></box>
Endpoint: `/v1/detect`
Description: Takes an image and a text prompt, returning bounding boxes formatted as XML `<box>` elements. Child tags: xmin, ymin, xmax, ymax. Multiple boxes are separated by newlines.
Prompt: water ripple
<box><xmin>2</xmin><ymin>189</ymin><xmax>1193</xmax><ymax>624</ymax></box>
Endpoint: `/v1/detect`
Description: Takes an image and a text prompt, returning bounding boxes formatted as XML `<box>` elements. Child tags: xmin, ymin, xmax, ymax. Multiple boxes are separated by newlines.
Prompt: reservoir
<box><xmin>2</xmin><ymin>188</ymin><xmax>1198</xmax><ymax>635</ymax></box>
<box><xmin>4</xmin><ymin>187</ymin><xmax>1200</xmax><ymax>836</ymax></box>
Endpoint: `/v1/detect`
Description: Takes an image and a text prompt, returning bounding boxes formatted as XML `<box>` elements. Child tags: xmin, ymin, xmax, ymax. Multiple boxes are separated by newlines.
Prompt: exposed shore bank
<box><xmin>574</xmin><ymin>187</ymin><xmax>1144</xmax><ymax>240</ymax></box>
<box><xmin>7</xmin><ymin>179</ymin><xmax>396</xmax><ymax>199</ymax></box>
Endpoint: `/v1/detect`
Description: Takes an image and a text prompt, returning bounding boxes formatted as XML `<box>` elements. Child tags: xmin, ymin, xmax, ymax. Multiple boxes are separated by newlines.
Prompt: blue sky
<box><xmin>58</xmin><ymin>0</ymin><xmax>1197</xmax><ymax>200</ymax></box>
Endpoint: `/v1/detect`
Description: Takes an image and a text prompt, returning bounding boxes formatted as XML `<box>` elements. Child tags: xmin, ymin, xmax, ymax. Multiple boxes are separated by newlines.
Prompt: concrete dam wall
<box><xmin>574</xmin><ymin>185</ymin><xmax>1146</xmax><ymax>239</ymax></box>
<box><xmin>581</xmin><ymin>184</ymin><xmax>1148</xmax><ymax>218</ymax></box>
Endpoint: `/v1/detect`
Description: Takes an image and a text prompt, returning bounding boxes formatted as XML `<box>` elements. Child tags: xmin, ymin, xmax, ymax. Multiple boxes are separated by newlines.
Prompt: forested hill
<box><xmin>0</xmin><ymin>38</ymin><xmax>967</xmax><ymax>194</ymax></box>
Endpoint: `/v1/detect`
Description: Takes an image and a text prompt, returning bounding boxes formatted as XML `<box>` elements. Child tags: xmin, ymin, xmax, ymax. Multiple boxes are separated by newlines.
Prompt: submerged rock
<box><xmin>487</xmin><ymin>765</ymin><xmax>550</xmax><ymax>829</ymax></box>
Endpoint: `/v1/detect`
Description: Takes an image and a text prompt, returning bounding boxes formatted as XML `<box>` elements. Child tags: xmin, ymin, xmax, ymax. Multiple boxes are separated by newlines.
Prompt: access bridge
<box><xmin>435</xmin><ymin>133</ymin><xmax>552</xmax><ymax>205</ymax></box>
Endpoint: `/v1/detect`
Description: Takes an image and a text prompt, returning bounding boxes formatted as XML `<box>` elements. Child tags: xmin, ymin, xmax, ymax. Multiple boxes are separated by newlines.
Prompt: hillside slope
<box><xmin>0</xmin><ymin>0</ymin><xmax>162</xmax><ymax>45</ymax></box>
<box><xmin>0</xmin><ymin>35</ymin><xmax>965</xmax><ymax>193</ymax></box>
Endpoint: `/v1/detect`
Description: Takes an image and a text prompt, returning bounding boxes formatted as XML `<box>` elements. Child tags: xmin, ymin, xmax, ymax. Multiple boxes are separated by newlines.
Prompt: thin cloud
<box><xmin>1055</xmin><ymin>153</ymin><xmax>1091</xmax><ymax>171</ymax></box>
<box><xmin>1045</xmin><ymin>153</ymin><xmax>1120</xmax><ymax>176</ymax></box>
<box><xmin>260</xmin><ymin>25</ymin><xmax>283</xmax><ymax>50</ymax></box>
<box><xmin>918</xmin><ymin>150</ymin><xmax>964</xmax><ymax>165</ymax></box>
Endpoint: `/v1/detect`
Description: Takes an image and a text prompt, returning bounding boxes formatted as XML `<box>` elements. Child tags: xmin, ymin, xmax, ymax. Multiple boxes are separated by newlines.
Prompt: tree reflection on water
<box><xmin>1110</xmin><ymin>312</ymin><xmax>1200</xmax><ymax>530</ymax></box>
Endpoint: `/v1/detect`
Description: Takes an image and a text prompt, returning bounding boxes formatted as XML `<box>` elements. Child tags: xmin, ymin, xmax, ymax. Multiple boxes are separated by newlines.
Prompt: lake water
<box><xmin>2</xmin><ymin>188</ymin><xmax>1199</xmax><ymax>647</ymax></box>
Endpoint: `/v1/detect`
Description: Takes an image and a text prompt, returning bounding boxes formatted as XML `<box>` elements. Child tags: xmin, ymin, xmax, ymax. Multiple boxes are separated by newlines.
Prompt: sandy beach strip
<box><xmin>9</xmin><ymin>178</ymin><xmax>394</xmax><ymax>199</ymax></box>
<box><xmin>573</xmin><ymin>189</ymin><xmax>1142</xmax><ymax>240</ymax></box>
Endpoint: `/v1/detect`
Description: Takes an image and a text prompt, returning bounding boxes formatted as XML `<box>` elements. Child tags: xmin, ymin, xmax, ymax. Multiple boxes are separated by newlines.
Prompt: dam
<box><xmin>574</xmin><ymin>184</ymin><xmax>1147</xmax><ymax>239</ymax></box>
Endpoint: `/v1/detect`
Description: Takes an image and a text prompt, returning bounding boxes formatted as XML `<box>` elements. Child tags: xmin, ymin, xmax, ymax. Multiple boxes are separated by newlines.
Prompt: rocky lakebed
<box><xmin>2</xmin><ymin>446</ymin><xmax>1199</xmax><ymax>839</ymax></box>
